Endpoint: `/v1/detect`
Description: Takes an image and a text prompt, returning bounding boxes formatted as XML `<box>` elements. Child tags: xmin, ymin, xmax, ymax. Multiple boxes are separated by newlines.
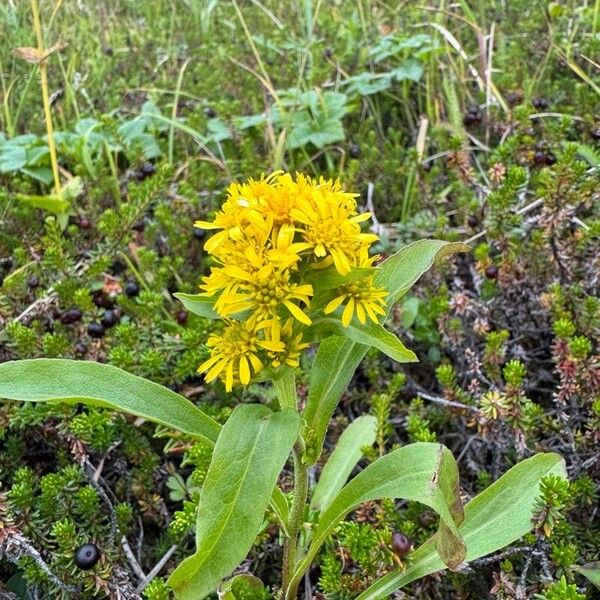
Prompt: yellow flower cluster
<box><xmin>195</xmin><ymin>172</ymin><xmax>388</xmax><ymax>391</ymax></box>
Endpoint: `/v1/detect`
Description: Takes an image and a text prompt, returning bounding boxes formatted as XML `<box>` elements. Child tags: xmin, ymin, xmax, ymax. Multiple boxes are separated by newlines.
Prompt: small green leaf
<box><xmin>311</xmin><ymin>415</ymin><xmax>377</xmax><ymax>511</ymax></box>
<box><xmin>0</xmin><ymin>359</ymin><xmax>220</xmax><ymax>442</ymax></box>
<box><xmin>219</xmin><ymin>574</ymin><xmax>268</xmax><ymax>600</ymax></box>
<box><xmin>287</xmin><ymin>443</ymin><xmax>465</xmax><ymax>595</ymax></box>
<box><xmin>174</xmin><ymin>293</ymin><xmax>219</xmax><ymax>319</ymax></box>
<box><xmin>356</xmin><ymin>453</ymin><xmax>566</xmax><ymax>599</ymax></box>
<box><xmin>573</xmin><ymin>562</ymin><xmax>600</xmax><ymax>590</ymax></box>
<box><xmin>168</xmin><ymin>404</ymin><xmax>300</xmax><ymax>599</ymax></box>
<box><xmin>307</xmin><ymin>317</ymin><xmax>417</xmax><ymax>364</ymax></box>
<box><xmin>375</xmin><ymin>240</ymin><xmax>470</xmax><ymax>304</ymax></box>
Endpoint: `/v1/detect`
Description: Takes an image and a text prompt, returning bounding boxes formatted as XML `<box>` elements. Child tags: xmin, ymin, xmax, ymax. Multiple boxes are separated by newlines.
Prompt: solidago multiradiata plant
<box><xmin>0</xmin><ymin>173</ymin><xmax>566</xmax><ymax>599</ymax></box>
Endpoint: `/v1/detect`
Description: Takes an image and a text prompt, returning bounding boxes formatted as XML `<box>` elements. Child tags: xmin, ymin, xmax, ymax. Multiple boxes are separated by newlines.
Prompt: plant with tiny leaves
<box><xmin>0</xmin><ymin>173</ymin><xmax>566</xmax><ymax>600</ymax></box>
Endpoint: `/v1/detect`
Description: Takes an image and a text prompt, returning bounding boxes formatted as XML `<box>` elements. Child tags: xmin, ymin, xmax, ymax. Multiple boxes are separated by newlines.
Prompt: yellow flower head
<box><xmin>195</xmin><ymin>172</ymin><xmax>388</xmax><ymax>391</ymax></box>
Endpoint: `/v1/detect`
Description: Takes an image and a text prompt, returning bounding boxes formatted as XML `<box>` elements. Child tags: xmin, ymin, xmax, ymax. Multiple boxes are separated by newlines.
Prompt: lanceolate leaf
<box><xmin>311</xmin><ymin>415</ymin><xmax>377</xmax><ymax>511</ymax></box>
<box><xmin>302</xmin><ymin>337</ymin><xmax>368</xmax><ymax>465</ymax></box>
<box><xmin>356</xmin><ymin>453</ymin><xmax>566</xmax><ymax>600</ymax></box>
<box><xmin>375</xmin><ymin>240</ymin><xmax>470</xmax><ymax>304</ymax></box>
<box><xmin>174</xmin><ymin>292</ymin><xmax>219</xmax><ymax>319</ymax></box>
<box><xmin>306</xmin><ymin>317</ymin><xmax>417</xmax><ymax>364</ymax></box>
<box><xmin>287</xmin><ymin>443</ymin><xmax>465</xmax><ymax>596</ymax></box>
<box><xmin>0</xmin><ymin>359</ymin><xmax>220</xmax><ymax>442</ymax></box>
<box><xmin>168</xmin><ymin>404</ymin><xmax>301</xmax><ymax>599</ymax></box>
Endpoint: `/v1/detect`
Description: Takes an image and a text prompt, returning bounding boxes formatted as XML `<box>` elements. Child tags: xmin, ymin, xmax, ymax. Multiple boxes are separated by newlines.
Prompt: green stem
<box><xmin>282</xmin><ymin>441</ymin><xmax>309</xmax><ymax>599</ymax></box>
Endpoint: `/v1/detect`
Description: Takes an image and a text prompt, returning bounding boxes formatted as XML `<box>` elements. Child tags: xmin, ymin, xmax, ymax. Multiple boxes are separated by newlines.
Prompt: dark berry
<box><xmin>77</xmin><ymin>217</ymin><xmax>91</xmax><ymax>229</ymax></box>
<box><xmin>140</xmin><ymin>162</ymin><xmax>157</xmax><ymax>176</ymax></box>
<box><xmin>101</xmin><ymin>309</ymin><xmax>118</xmax><ymax>328</ymax></box>
<box><xmin>590</xmin><ymin>124</ymin><xmax>600</xmax><ymax>139</ymax></box>
<box><xmin>132</xmin><ymin>220</ymin><xmax>146</xmax><ymax>232</ymax></box>
<box><xmin>193</xmin><ymin>227</ymin><xmax>205</xmax><ymax>240</ymax></box>
<box><xmin>349</xmin><ymin>143</ymin><xmax>361</xmax><ymax>159</ymax></box>
<box><xmin>110</xmin><ymin>259</ymin><xmax>126</xmax><ymax>275</ymax></box>
<box><xmin>204</xmin><ymin>107</ymin><xmax>216</xmax><ymax>118</ymax></box>
<box><xmin>74</xmin><ymin>341</ymin><xmax>87</xmax><ymax>355</ymax></box>
<box><xmin>323</xmin><ymin>47</ymin><xmax>333</xmax><ymax>59</ymax></box>
<box><xmin>176</xmin><ymin>310</ymin><xmax>188</xmax><ymax>325</ymax></box>
<box><xmin>391</xmin><ymin>533</ymin><xmax>412</xmax><ymax>557</ymax></box>
<box><xmin>545</xmin><ymin>152</ymin><xmax>556</xmax><ymax>166</ymax></box>
<box><xmin>485</xmin><ymin>265</ymin><xmax>499</xmax><ymax>279</ymax></box>
<box><xmin>28</xmin><ymin>275</ymin><xmax>40</xmax><ymax>288</ymax></box>
<box><xmin>92</xmin><ymin>291</ymin><xmax>113</xmax><ymax>309</ymax></box>
<box><xmin>463</xmin><ymin>107</ymin><xmax>482</xmax><ymax>126</ymax></box>
<box><xmin>506</xmin><ymin>90</ymin><xmax>523</xmax><ymax>106</ymax></box>
<box><xmin>467</xmin><ymin>214</ymin><xmax>479</xmax><ymax>228</ymax></box>
<box><xmin>533</xmin><ymin>150</ymin><xmax>547</xmax><ymax>166</ymax></box>
<box><xmin>102</xmin><ymin>45</ymin><xmax>114</xmax><ymax>56</ymax></box>
<box><xmin>74</xmin><ymin>543</ymin><xmax>101</xmax><ymax>570</ymax></box>
<box><xmin>61</xmin><ymin>308</ymin><xmax>83</xmax><ymax>325</ymax></box>
<box><xmin>124</xmin><ymin>280</ymin><xmax>140</xmax><ymax>297</ymax></box>
<box><xmin>532</xmin><ymin>97</ymin><xmax>548</xmax><ymax>109</ymax></box>
<box><xmin>87</xmin><ymin>322</ymin><xmax>105</xmax><ymax>338</ymax></box>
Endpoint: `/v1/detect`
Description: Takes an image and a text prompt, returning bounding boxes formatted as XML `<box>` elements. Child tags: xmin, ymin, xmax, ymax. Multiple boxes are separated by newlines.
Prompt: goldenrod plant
<box><xmin>0</xmin><ymin>173</ymin><xmax>567</xmax><ymax>599</ymax></box>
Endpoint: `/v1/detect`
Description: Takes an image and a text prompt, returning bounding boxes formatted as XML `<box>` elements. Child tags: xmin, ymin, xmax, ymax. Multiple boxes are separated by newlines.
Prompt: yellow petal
<box><xmin>324</xmin><ymin>295</ymin><xmax>346</xmax><ymax>314</ymax></box>
<box><xmin>193</xmin><ymin>220</ymin><xmax>221</xmax><ymax>230</ymax></box>
<box><xmin>225</xmin><ymin>362</ymin><xmax>235</xmax><ymax>392</ymax></box>
<box><xmin>205</xmin><ymin>358</ymin><xmax>228</xmax><ymax>382</ymax></box>
<box><xmin>284</xmin><ymin>301</ymin><xmax>312</xmax><ymax>325</ymax></box>
<box><xmin>356</xmin><ymin>302</ymin><xmax>366</xmax><ymax>324</ymax></box>
<box><xmin>239</xmin><ymin>355</ymin><xmax>251</xmax><ymax>385</ymax></box>
<box><xmin>342</xmin><ymin>298</ymin><xmax>355</xmax><ymax>327</ymax></box>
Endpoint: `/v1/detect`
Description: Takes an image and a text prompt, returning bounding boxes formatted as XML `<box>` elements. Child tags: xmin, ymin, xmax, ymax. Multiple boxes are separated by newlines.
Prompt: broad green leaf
<box><xmin>20</xmin><ymin>166</ymin><xmax>53</xmax><ymax>185</ymax></box>
<box><xmin>375</xmin><ymin>240</ymin><xmax>470</xmax><ymax>304</ymax></box>
<box><xmin>306</xmin><ymin>317</ymin><xmax>417</xmax><ymax>364</ymax></box>
<box><xmin>0</xmin><ymin>359</ymin><xmax>220</xmax><ymax>443</ymax></box>
<box><xmin>392</xmin><ymin>59</ymin><xmax>424</xmax><ymax>82</ymax></box>
<box><xmin>343</xmin><ymin>72</ymin><xmax>393</xmax><ymax>96</ymax></box>
<box><xmin>168</xmin><ymin>404</ymin><xmax>300</xmax><ymax>599</ymax></box>
<box><xmin>574</xmin><ymin>562</ymin><xmax>600</xmax><ymax>590</ymax></box>
<box><xmin>288</xmin><ymin>443</ymin><xmax>465</xmax><ymax>595</ymax></box>
<box><xmin>356</xmin><ymin>453</ymin><xmax>566</xmax><ymax>599</ymax></box>
<box><xmin>174</xmin><ymin>292</ymin><xmax>219</xmax><ymax>319</ymax></box>
<box><xmin>302</xmin><ymin>336</ymin><xmax>368</xmax><ymax>465</ymax></box>
<box><xmin>311</xmin><ymin>415</ymin><xmax>377</xmax><ymax>511</ymax></box>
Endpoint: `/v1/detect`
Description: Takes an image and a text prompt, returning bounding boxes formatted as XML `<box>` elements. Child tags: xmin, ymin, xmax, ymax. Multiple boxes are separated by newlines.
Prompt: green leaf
<box><xmin>302</xmin><ymin>337</ymin><xmax>368</xmax><ymax>465</ymax></box>
<box><xmin>287</xmin><ymin>443</ymin><xmax>465</xmax><ymax>595</ymax></box>
<box><xmin>219</xmin><ymin>574</ymin><xmax>268</xmax><ymax>600</ymax></box>
<box><xmin>311</xmin><ymin>415</ymin><xmax>377</xmax><ymax>511</ymax></box>
<box><xmin>303</xmin><ymin>240</ymin><xmax>465</xmax><ymax>466</ymax></box>
<box><xmin>0</xmin><ymin>359</ymin><xmax>220</xmax><ymax>443</ymax></box>
<box><xmin>356</xmin><ymin>453</ymin><xmax>566</xmax><ymax>599</ymax></box>
<box><xmin>174</xmin><ymin>293</ymin><xmax>219</xmax><ymax>319</ymax></box>
<box><xmin>375</xmin><ymin>240</ymin><xmax>470</xmax><ymax>304</ymax></box>
<box><xmin>306</xmin><ymin>317</ymin><xmax>417</xmax><ymax>364</ymax></box>
<box><xmin>168</xmin><ymin>404</ymin><xmax>301</xmax><ymax>599</ymax></box>
<box><xmin>392</xmin><ymin>59</ymin><xmax>424</xmax><ymax>82</ymax></box>
<box><xmin>14</xmin><ymin>193</ymin><xmax>69</xmax><ymax>214</ymax></box>
<box><xmin>271</xmin><ymin>366</ymin><xmax>297</xmax><ymax>411</ymax></box>
<box><xmin>574</xmin><ymin>562</ymin><xmax>600</xmax><ymax>590</ymax></box>
<box><xmin>343</xmin><ymin>72</ymin><xmax>393</xmax><ymax>96</ymax></box>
